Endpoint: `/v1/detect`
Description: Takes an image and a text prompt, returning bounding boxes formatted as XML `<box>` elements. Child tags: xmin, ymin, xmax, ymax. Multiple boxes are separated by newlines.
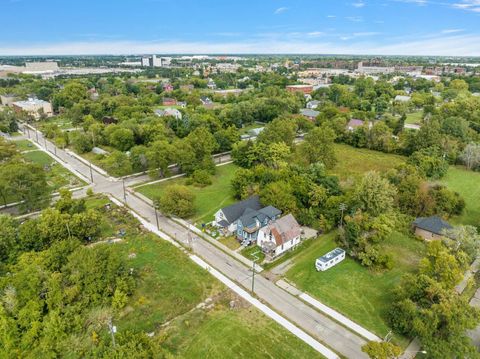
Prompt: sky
<box><xmin>1</xmin><ymin>0</ymin><xmax>480</xmax><ymax>56</ymax></box>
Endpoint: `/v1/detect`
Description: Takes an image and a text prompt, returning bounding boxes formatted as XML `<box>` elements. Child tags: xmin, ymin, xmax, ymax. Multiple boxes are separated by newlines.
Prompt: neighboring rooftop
<box><xmin>220</xmin><ymin>196</ymin><xmax>262</xmax><ymax>224</ymax></box>
<box><xmin>300</xmin><ymin>108</ymin><xmax>320</xmax><ymax>118</ymax></box>
<box><xmin>265</xmin><ymin>214</ymin><xmax>301</xmax><ymax>246</ymax></box>
<box><xmin>413</xmin><ymin>216</ymin><xmax>453</xmax><ymax>235</ymax></box>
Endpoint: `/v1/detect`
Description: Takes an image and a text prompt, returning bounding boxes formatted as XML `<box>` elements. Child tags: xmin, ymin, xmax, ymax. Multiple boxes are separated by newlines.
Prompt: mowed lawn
<box><xmin>14</xmin><ymin>139</ymin><xmax>36</xmax><ymax>151</ymax></box>
<box><xmin>440</xmin><ymin>166</ymin><xmax>480</xmax><ymax>226</ymax></box>
<box><xmin>136</xmin><ymin>163</ymin><xmax>238</xmax><ymax>224</ymax></box>
<box><xmin>286</xmin><ymin>231</ymin><xmax>425</xmax><ymax>346</ymax></box>
<box><xmin>331</xmin><ymin>144</ymin><xmax>405</xmax><ymax>180</ymax></box>
<box><xmin>405</xmin><ymin>111</ymin><xmax>423</xmax><ymax>125</ymax></box>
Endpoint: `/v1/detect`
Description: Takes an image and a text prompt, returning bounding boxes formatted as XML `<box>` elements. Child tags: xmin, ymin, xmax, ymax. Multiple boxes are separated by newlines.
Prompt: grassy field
<box><xmin>159</xmin><ymin>302</ymin><xmax>323</xmax><ymax>359</ymax></box>
<box><xmin>440</xmin><ymin>166</ymin><xmax>480</xmax><ymax>227</ymax></box>
<box><xmin>218</xmin><ymin>236</ymin><xmax>241</xmax><ymax>250</ymax></box>
<box><xmin>23</xmin><ymin>150</ymin><xmax>85</xmax><ymax>190</ymax></box>
<box><xmin>285</xmin><ymin>231</ymin><xmax>425</xmax><ymax>346</ymax></box>
<box><xmin>405</xmin><ymin>111</ymin><xmax>423</xmax><ymax>125</ymax></box>
<box><xmin>14</xmin><ymin>139</ymin><xmax>36</xmax><ymax>151</ymax></box>
<box><xmin>136</xmin><ymin>163</ymin><xmax>238</xmax><ymax>224</ymax></box>
<box><xmin>86</xmin><ymin>196</ymin><xmax>323</xmax><ymax>359</ymax></box>
<box><xmin>331</xmin><ymin>144</ymin><xmax>405</xmax><ymax>180</ymax></box>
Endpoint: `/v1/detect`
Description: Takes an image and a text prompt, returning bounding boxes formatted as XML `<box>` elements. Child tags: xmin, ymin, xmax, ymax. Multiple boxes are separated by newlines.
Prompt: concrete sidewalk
<box><xmin>277</xmin><ymin>279</ymin><xmax>381</xmax><ymax>342</ymax></box>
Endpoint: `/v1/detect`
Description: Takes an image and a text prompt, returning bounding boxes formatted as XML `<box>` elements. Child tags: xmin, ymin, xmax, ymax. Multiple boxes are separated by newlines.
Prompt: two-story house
<box><xmin>236</xmin><ymin>206</ymin><xmax>281</xmax><ymax>244</ymax></box>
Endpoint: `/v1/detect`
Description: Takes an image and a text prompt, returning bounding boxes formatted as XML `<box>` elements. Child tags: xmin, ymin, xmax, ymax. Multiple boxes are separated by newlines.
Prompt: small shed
<box><xmin>412</xmin><ymin>216</ymin><xmax>453</xmax><ymax>241</ymax></box>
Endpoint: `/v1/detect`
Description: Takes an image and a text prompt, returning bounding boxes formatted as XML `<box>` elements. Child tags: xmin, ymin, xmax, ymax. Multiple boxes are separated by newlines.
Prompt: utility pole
<box><xmin>251</xmin><ymin>251</ymin><xmax>260</xmax><ymax>295</ymax></box>
<box><xmin>154</xmin><ymin>206</ymin><xmax>160</xmax><ymax>230</ymax></box>
<box><xmin>339</xmin><ymin>203</ymin><xmax>347</xmax><ymax>227</ymax></box>
<box><xmin>122</xmin><ymin>179</ymin><xmax>127</xmax><ymax>203</ymax></box>
<box><xmin>89</xmin><ymin>162</ymin><xmax>94</xmax><ymax>183</ymax></box>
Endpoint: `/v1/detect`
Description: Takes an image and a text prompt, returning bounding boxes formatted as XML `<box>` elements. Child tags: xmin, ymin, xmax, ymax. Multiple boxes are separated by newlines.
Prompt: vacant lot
<box><xmin>285</xmin><ymin>231</ymin><xmax>424</xmax><ymax>346</ymax></box>
<box><xmin>88</xmin><ymin>197</ymin><xmax>323</xmax><ymax>359</ymax></box>
<box><xmin>331</xmin><ymin>144</ymin><xmax>405</xmax><ymax>180</ymax></box>
<box><xmin>440</xmin><ymin>166</ymin><xmax>480</xmax><ymax>227</ymax></box>
<box><xmin>23</xmin><ymin>150</ymin><xmax>85</xmax><ymax>190</ymax></box>
<box><xmin>136</xmin><ymin>163</ymin><xmax>238</xmax><ymax>224</ymax></box>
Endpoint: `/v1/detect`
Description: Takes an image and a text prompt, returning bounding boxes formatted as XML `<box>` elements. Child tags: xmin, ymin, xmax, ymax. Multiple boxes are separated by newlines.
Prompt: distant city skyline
<box><xmin>1</xmin><ymin>0</ymin><xmax>480</xmax><ymax>56</ymax></box>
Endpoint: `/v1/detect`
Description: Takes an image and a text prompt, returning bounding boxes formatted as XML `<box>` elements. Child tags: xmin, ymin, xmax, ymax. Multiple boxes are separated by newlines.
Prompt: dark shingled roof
<box><xmin>413</xmin><ymin>216</ymin><xmax>453</xmax><ymax>236</ymax></box>
<box><xmin>220</xmin><ymin>196</ymin><xmax>262</xmax><ymax>224</ymax></box>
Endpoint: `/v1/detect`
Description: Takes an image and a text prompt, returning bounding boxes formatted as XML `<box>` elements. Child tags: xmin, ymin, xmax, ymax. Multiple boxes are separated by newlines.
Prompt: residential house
<box><xmin>315</xmin><ymin>248</ymin><xmax>346</xmax><ymax>271</ymax></box>
<box><xmin>306</xmin><ymin>100</ymin><xmax>320</xmax><ymax>109</ymax></box>
<box><xmin>412</xmin><ymin>216</ymin><xmax>453</xmax><ymax>241</ymax></box>
<box><xmin>214</xmin><ymin>196</ymin><xmax>262</xmax><ymax>233</ymax></box>
<box><xmin>154</xmin><ymin>108</ymin><xmax>182</xmax><ymax>120</ymax></box>
<box><xmin>300</xmin><ymin>108</ymin><xmax>320</xmax><ymax>121</ymax></box>
<box><xmin>12</xmin><ymin>98</ymin><xmax>53</xmax><ymax>119</ymax></box>
<box><xmin>88</xmin><ymin>88</ymin><xmax>99</xmax><ymax>100</ymax></box>
<box><xmin>236</xmin><ymin>205</ymin><xmax>282</xmax><ymax>244</ymax></box>
<box><xmin>200</xmin><ymin>96</ymin><xmax>214</xmax><ymax>109</ymax></box>
<box><xmin>162</xmin><ymin>97</ymin><xmax>177</xmax><ymax>106</ymax></box>
<box><xmin>346</xmin><ymin>118</ymin><xmax>370</xmax><ymax>131</ymax></box>
<box><xmin>257</xmin><ymin>214</ymin><xmax>302</xmax><ymax>259</ymax></box>
<box><xmin>207</xmin><ymin>79</ymin><xmax>217</xmax><ymax>89</ymax></box>
<box><xmin>162</xmin><ymin>83</ymin><xmax>174</xmax><ymax>92</ymax></box>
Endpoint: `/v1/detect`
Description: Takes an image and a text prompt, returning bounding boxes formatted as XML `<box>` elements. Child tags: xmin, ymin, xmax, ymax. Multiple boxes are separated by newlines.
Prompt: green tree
<box><xmin>298</xmin><ymin>125</ymin><xmax>337</xmax><ymax>168</ymax></box>
<box><xmin>362</xmin><ymin>341</ymin><xmax>402</xmax><ymax>359</ymax></box>
<box><xmin>154</xmin><ymin>184</ymin><xmax>195</xmax><ymax>218</ymax></box>
<box><xmin>354</xmin><ymin>171</ymin><xmax>396</xmax><ymax>217</ymax></box>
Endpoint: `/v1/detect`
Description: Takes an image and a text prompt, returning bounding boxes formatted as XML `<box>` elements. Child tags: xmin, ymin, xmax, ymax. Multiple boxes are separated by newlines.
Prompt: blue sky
<box><xmin>1</xmin><ymin>0</ymin><xmax>480</xmax><ymax>55</ymax></box>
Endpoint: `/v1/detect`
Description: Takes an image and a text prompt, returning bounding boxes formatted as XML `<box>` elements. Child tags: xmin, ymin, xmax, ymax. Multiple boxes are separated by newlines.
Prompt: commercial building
<box><xmin>12</xmin><ymin>98</ymin><xmax>53</xmax><ymax>119</ymax></box>
<box><xmin>286</xmin><ymin>84</ymin><xmax>313</xmax><ymax>94</ymax></box>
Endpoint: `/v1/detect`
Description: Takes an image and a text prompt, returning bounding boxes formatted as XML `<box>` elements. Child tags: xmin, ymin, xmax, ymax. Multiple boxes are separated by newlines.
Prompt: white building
<box><xmin>394</xmin><ymin>95</ymin><xmax>411</xmax><ymax>102</ymax></box>
<box><xmin>257</xmin><ymin>214</ymin><xmax>302</xmax><ymax>259</ymax></box>
<box><xmin>315</xmin><ymin>248</ymin><xmax>345</xmax><ymax>271</ymax></box>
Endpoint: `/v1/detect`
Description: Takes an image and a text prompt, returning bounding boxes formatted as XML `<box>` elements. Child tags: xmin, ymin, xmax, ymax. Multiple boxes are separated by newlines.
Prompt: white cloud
<box><xmin>1</xmin><ymin>34</ymin><xmax>480</xmax><ymax>56</ymax></box>
<box><xmin>352</xmin><ymin>1</ymin><xmax>366</xmax><ymax>7</ymax></box>
<box><xmin>274</xmin><ymin>7</ymin><xmax>288</xmax><ymax>14</ymax></box>
<box><xmin>441</xmin><ymin>28</ymin><xmax>464</xmax><ymax>33</ymax></box>
<box><xmin>307</xmin><ymin>31</ymin><xmax>325</xmax><ymax>37</ymax></box>
<box><xmin>327</xmin><ymin>15</ymin><xmax>336</xmax><ymax>18</ymax></box>
<box><xmin>345</xmin><ymin>16</ymin><xmax>363</xmax><ymax>22</ymax></box>
<box><xmin>393</xmin><ymin>0</ymin><xmax>428</xmax><ymax>5</ymax></box>
<box><xmin>452</xmin><ymin>0</ymin><xmax>480</xmax><ymax>12</ymax></box>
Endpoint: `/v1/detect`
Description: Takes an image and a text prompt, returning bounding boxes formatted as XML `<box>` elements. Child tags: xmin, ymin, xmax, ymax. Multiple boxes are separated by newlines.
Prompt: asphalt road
<box><xmin>21</xmin><ymin>123</ymin><xmax>368</xmax><ymax>359</ymax></box>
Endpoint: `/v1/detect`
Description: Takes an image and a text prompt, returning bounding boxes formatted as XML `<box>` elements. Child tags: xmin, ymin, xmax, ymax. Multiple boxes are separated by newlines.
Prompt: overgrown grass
<box><xmin>439</xmin><ymin>166</ymin><xmax>480</xmax><ymax>227</ymax></box>
<box><xmin>136</xmin><ymin>163</ymin><xmax>238</xmax><ymax>224</ymax></box>
<box><xmin>286</xmin><ymin>231</ymin><xmax>425</xmax><ymax>346</ymax></box>
<box><xmin>159</xmin><ymin>301</ymin><xmax>324</xmax><ymax>359</ymax></box>
<box><xmin>331</xmin><ymin>144</ymin><xmax>405</xmax><ymax>181</ymax></box>
<box><xmin>88</xmin><ymin>196</ymin><xmax>323</xmax><ymax>358</ymax></box>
